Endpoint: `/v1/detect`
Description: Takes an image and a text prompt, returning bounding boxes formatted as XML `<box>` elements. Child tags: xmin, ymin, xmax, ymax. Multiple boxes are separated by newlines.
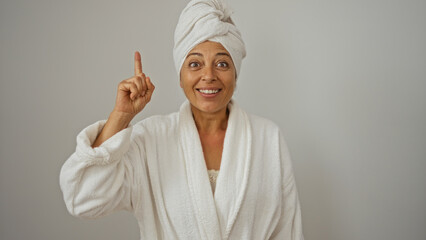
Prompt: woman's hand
<box><xmin>91</xmin><ymin>52</ymin><xmax>155</xmax><ymax>148</ymax></box>
<box><xmin>112</xmin><ymin>51</ymin><xmax>155</xmax><ymax>119</ymax></box>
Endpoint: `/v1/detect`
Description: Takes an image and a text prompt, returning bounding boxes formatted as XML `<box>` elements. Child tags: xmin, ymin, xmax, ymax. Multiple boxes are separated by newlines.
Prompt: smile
<box><xmin>196</xmin><ymin>89</ymin><xmax>222</xmax><ymax>94</ymax></box>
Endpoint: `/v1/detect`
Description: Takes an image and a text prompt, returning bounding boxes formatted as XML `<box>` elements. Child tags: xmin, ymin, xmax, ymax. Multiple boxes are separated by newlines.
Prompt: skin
<box><xmin>92</xmin><ymin>41</ymin><xmax>236</xmax><ymax>171</ymax></box>
<box><xmin>180</xmin><ymin>41</ymin><xmax>236</xmax><ymax>170</ymax></box>
<box><xmin>91</xmin><ymin>51</ymin><xmax>155</xmax><ymax>148</ymax></box>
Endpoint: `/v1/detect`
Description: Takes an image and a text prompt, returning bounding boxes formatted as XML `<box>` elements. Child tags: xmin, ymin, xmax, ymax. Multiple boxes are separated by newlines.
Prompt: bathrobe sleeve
<box><xmin>60</xmin><ymin>120</ymin><xmax>144</xmax><ymax>219</ymax></box>
<box><xmin>270</xmin><ymin>132</ymin><xmax>304</xmax><ymax>240</ymax></box>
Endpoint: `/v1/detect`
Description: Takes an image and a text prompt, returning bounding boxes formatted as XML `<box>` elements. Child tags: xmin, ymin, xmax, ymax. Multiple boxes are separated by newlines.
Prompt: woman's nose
<box><xmin>201</xmin><ymin>65</ymin><xmax>216</xmax><ymax>82</ymax></box>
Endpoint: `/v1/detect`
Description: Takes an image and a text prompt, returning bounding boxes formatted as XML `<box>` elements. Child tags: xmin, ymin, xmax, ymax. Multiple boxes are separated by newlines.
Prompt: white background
<box><xmin>1</xmin><ymin>0</ymin><xmax>425</xmax><ymax>239</ymax></box>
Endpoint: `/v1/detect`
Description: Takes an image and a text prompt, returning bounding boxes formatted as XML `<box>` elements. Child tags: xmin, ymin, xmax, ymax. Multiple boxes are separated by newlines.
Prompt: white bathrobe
<box><xmin>60</xmin><ymin>100</ymin><xmax>304</xmax><ymax>240</ymax></box>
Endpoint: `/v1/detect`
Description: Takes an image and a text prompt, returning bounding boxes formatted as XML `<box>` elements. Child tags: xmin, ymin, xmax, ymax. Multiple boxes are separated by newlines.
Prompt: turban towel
<box><xmin>173</xmin><ymin>0</ymin><xmax>246</xmax><ymax>79</ymax></box>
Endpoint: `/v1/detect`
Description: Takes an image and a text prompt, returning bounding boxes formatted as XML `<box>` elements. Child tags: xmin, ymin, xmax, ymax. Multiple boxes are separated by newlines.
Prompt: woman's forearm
<box><xmin>91</xmin><ymin>111</ymin><xmax>134</xmax><ymax>148</ymax></box>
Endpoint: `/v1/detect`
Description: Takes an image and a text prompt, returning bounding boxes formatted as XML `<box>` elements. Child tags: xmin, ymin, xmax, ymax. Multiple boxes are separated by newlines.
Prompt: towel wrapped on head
<box><xmin>173</xmin><ymin>0</ymin><xmax>246</xmax><ymax>79</ymax></box>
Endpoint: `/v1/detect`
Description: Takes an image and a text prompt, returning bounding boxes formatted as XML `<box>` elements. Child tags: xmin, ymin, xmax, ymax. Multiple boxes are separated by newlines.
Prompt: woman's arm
<box><xmin>92</xmin><ymin>51</ymin><xmax>155</xmax><ymax>148</ymax></box>
<box><xmin>60</xmin><ymin>120</ymin><xmax>144</xmax><ymax>218</ymax></box>
<box><xmin>60</xmin><ymin>51</ymin><xmax>154</xmax><ymax>218</ymax></box>
<box><xmin>91</xmin><ymin>111</ymin><xmax>133</xmax><ymax>148</ymax></box>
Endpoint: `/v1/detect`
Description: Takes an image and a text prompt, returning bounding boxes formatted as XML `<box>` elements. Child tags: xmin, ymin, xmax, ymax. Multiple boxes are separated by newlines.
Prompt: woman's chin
<box><xmin>190</xmin><ymin>101</ymin><xmax>228</xmax><ymax>115</ymax></box>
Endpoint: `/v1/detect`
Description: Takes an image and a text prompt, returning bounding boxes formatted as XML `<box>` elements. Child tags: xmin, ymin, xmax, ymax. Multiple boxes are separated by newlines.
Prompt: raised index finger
<box><xmin>134</xmin><ymin>51</ymin><xmax>142</xmax><ymax>75</ymax></box>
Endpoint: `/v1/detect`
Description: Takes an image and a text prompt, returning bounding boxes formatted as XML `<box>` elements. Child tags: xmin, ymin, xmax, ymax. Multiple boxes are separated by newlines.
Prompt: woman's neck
<box><xmin>191</xmin><ymin>105</ymin><xmax>229</xmax><ymax>134</ymax></box>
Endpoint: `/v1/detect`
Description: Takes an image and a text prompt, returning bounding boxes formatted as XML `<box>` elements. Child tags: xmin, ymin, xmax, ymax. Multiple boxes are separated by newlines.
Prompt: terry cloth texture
<box><xmin>60</xmin><ymin>100</ymin><xmax>304</xmax><ymax>239</ymax></box>
<box><xmin>173</xmin><ymin>0</ymin><xmax>246</xmax><ymax>78</ymax></box>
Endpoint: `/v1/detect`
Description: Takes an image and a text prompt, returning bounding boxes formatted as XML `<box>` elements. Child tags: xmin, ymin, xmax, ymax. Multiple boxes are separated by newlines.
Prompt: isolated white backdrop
<box><xmin>1</xmin><ymin>0</ymin><xmax>425</xmax><ymax>239</ymax></box>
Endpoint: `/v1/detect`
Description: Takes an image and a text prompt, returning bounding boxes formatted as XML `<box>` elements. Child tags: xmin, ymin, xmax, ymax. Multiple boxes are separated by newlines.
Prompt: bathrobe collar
<box><xmin>178</xmin><ymin>99</ymin><xmax>253</xmax><ymax>240</ymax></box>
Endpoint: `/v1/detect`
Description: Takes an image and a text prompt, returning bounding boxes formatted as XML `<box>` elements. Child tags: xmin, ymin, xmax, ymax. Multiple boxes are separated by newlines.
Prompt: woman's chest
<box><xmin>199</xmin><ymin>131</ymin><xmax>225</xmax><ymax>170</ymax></box>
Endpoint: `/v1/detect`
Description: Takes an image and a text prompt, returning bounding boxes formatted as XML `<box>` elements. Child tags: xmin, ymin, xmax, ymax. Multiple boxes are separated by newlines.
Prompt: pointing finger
<box><xmin>134</xmin><ymin>51</ymin><xmax>143</xmax><ymax>76</ymax></box>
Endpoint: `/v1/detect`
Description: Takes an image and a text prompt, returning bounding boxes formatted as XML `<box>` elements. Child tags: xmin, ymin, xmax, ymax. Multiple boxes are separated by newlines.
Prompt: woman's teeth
<box><xmin>199</xmin><ymin>89</ymin><xmax>219</xmax><ymax>94</ymax></box>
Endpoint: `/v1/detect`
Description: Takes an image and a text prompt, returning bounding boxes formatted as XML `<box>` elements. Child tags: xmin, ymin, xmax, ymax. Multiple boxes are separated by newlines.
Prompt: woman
<box><xmin>60</xmin><ymin>0</ymin><xmax>304</xmax><ymax>239</ymax></box>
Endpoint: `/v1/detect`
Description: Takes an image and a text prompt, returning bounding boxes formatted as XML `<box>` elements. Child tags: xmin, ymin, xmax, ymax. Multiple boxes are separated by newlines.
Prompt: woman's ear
<box><xmin>179</xmin><ymin>73</ymin><xmax>183</xmax><ymax>88</ymax></box>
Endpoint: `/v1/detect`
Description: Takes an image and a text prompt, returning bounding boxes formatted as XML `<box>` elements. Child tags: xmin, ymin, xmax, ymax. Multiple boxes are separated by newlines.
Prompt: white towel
<box><xmin>173</xmin><ymin>0</ymin><xmax>246</xmax><ymax>78</ymax></box>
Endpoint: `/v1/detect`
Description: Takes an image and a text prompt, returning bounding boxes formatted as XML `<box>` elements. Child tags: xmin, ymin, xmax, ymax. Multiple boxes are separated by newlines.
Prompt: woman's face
<box><xmin>180</xmin><ymin>41</ymin><xmax>236</xmax><ymax>115</ymax></box>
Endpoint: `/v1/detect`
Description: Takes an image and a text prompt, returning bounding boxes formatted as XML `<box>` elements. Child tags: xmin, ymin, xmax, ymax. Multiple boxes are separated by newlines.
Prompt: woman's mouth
<box><xmin>196</xmin><ymin>88</ymin><xmax>222</xmax><ymax>97</ymax></box>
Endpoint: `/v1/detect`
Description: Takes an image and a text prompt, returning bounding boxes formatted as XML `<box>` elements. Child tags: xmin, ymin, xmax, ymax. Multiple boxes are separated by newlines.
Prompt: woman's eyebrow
<box><xmin>186</xmin><ymin>52</ymin><xmax>231</xmax><ymax>58</ymax></box>
<box><xmin>186</xmin><ymin>52</ymin><xmax>202</xmax><ymax>58</ymax></box>
<box><xmin>216</xmin><ymin>52</ymin><xmax>231</xmax><ymax>57</ymax></box>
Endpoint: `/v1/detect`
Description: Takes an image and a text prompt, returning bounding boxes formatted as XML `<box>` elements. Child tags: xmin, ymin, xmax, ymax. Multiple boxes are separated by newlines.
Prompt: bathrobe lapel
<box><xmin>214</xmin><ymin>100</ymin><xmax>252</xmax><ymax>239</ymax></box>
<box><xmin>178</xmin><ymin>100</ymin><xmax>252</xmax><ymax>240</ymax></box>
<box><xmin>179</xmin><ymin>101</ymin><xmax>222</xmax><ymax>240</ymax></box>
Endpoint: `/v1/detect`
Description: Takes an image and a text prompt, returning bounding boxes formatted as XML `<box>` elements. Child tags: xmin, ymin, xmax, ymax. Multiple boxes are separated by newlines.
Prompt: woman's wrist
<box><xmin>91</xmin><ymin>111</ymin><xmax>134</xmax><ymax>148</ymax></box>
<box><xmin>108</xmin><ymin>110</ymin><xmax>135</xmax><ymax>129</ymax></box>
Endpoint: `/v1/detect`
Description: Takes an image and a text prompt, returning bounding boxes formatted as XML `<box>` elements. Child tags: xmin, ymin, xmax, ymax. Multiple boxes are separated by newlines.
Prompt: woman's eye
<box><xmin>189</xmin><ymin>62</ymin><xmax>200</xmax><ymax>68</ymax></box>
<box><xmin>217</xmin><ymin>62</ymin><xmax>228</xmax><ymax>68</ymax></box>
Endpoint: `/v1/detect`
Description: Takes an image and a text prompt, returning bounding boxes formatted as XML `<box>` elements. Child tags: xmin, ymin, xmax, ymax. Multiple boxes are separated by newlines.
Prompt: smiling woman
<box><xmin>180</xmin><ymin>41</ymin><xmax>237</xmax><ymax>170</ymax></box>
<box><xmin>59</xmin><ymin>0</ymin><xmax>304</xmax><ymax>239</ymax></box>
<box><xmin>181</xmin><ymin>41</ymin><xmax>236</xmax><ymax>116</ymax></box>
